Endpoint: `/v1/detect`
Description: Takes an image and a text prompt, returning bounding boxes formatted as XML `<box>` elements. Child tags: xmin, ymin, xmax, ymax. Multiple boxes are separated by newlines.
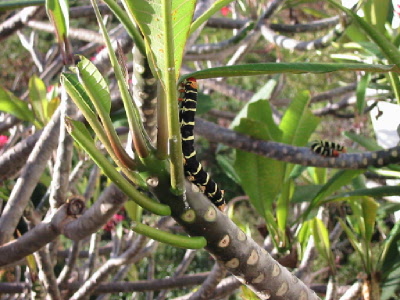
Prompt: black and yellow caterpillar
<box><xmin>179</xmin><ymin>78</ymin><xmax>225</xmax><ymax>211</ymax></box>
<box><xmin>311</xmin><ymin>140</ymin><xmax>346</xmax><ymax>157</ymax></box>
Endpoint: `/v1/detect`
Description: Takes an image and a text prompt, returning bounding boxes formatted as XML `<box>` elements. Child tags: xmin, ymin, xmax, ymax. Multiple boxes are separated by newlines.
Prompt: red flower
<box><xmin>103</xmin><ymin>213</ymin><xmax>125</xmax><ymax>231</ymax></box>
<box><xmin>220</xmin><ymin>6</ymin><xmax>231</xmax><ymax>16</ymax></box>
<box><xmin>0</xmin><ymin>135</ymin><xmax>8</xmax><ymax>149</ymax></box>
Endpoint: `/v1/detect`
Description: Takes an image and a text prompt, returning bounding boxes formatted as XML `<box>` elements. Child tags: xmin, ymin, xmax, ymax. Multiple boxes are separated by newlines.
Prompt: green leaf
<box><xmin>46</xmin><ymin>97</ymin><xmax>60</xmax><ymax>120</ymax></box>
<box><xmin>328</xmin><ymin>185</ymin><xmax>400</xmax><ymax>201</ymax></box>
<box><xmin>279</xmin><ymin>90</ymin><xmax>319</xmax><ymax>146</ymax></box>
<box><xmin>61</xmin><ymin>72</ymin><xmax>140</xmax><ymax>178</ymax></box>
<box><xmin>308</xmin><ymin>167</ymin><xmax>327</xmax><ymax>185</ymax></box>
<box><xmin>344</xmin><ymin>131</ymin><xmax>382</xmax><ymax>150</ymax></box>
<box><xmin>231</xmin><ymin>86</ymin><xmax>283</xmax><ymax>237</ymax></box>
<box><xmin>124</xmin><ymin>201</ymin><xmax>142</xmax><ymax>222</ymax></box>
<box><xmin>28</xmin><ymin>75</ymin><xmax>47</xmax><ymax>125</ymax></box>
<box><xmin>216</xmin><ymin>155</ymin><xmax>241</xmax><ymax>185</ymax></box>
<box><xmin>76</xmin><ymin>56</ymin><xmax>111</xmax><ymax>113</ymax></box>
<box><xmin>337</xmin><ymin>218</ymin><xmax>366</xmax><ymax>267</ymax></box>
<box><xmin>363</xmin><ymin>0</ymin><xmax>390</xmax><ymax>34</ymax></box>
<box><xmin>181</xmin><ymin>63</ymin><xmax>397</xmax><ymax>81</ymax></box>
<box><xmin>305</xmin><ymin>169</ymin><xmax>365</xmax><ymax>218</ymax></box>
<box><xmin>349</xmin><ymin>197</ymin><xmax>378</xmax><ymax>243</ymax></box>
<box><xmin>91</xmin><ymin>0</ymin><xmax>152</xmax><ymax>158</ymax></box>
<box><xmin>46</xmin><ymin>0</ymin><xmax>69</xmax><ymax>42</ymax></box>
<box><xmin>291</xmin><ymin>184</ymin><xmax>324</xmax><ymax>204</ymax></box>
<box><xmin>0</xmin><ymin>86</ymin><xmax>34</xmax><ymax>122</ymax></box>
<box><xmin>311</xmin><ymin>218</ymin><xmax>334</xmax><ymax>270</ymax></box>
<box><xmin>356</xmin><ymin>73</ymin><xmax>371</xmax><ymax>115</ymax></box>
<box><xmin>122</xmin><ymin>0</ymin><xmax>196</xmax><ymax>82</ymax></box>
<box><xmin>297</xmin><ymin>221</ymin><xmax>312</xmax><ymax>256</ymax></box>
<box><xmin>231</xmin><ymin>79</ymin><xmax>282</xmax><ymax>141</ymax></box>
<box><xmin>380</xmin><ymin>222</ymin><xmax>400</xmax><ymax>279</ymax></box>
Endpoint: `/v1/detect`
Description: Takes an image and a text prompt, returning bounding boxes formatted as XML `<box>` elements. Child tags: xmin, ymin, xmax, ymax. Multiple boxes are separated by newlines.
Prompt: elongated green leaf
<box><xmin>231</xmin><ymin>78</ymin><xmax>282</xmax><ymax>141</ymax></box>
<box><xmin>0</xmin><ymin>86</ymin><xmax>34</xmax><ymax>122</ymax></box>
<box><xmin>337</xmin><ymin>218</ymin><xmax>366</xmax><ymax>268</ymax></box>
<box><xmin>91</xmin><ymin>0</ymin><xmax>152</xmax><ymax>159</ymax></box>
<box><xmin>46</xmin><ymin>0</ymin><xmax>69</xmax><ymax>42</ymax></box>
<box><xmin>308</xmin><ymin>167</ymin><xmax>327</xmax><ymax>185</ymax></box>
<box><xmin>232</xmin><ymin>88</ymin><xmax>283</xmax><ymax>235</ymax></box>
<box><xmin>62</xmin><ymin>72</ymin><xmax>139</xmax><ymax>173</ymax></box>
<box><xmin>279</xmin><ymin>90</ymin><xmax>319</xmax><ymax>146</ymax></box>
<box><xmin>304</xmin><ymin>169</ymin><xmax>365</xmax><ymax>218</ymax></box>
<box><xmin>363</xmin><ymin>0</ymin><xmax>390</xmax><ymax>34</ymax></box>
<box><xmin>182</xmin><ymin>63</ymin><xmax>397</xmax><ymax>81</ymax></box>
<box><xmin>344</xmin><ymin>131</ymin><xmax>382</xmax><ymax>150</ymax></box>
<box><xmin>122</xmin><ymin>0</ymin><xmax>196</xmax><ymax>82</ymax></box>
<box><xmin>76</xmin><ymin>56</ymin><xmax>111</xmax><ymax>113</ymax></box>
<box><xmin>291</xmin><ymin>184</ymin><xmax>323</xmax><ymax>204</ymax></box>
<box><xmin>356</xmin><ymin>73</ymin><xmax>371</xmax><ymax>115</ymax></box>
<box><xmin>351</xmin><ymin>197</ymin><xmax>378</xmax><ymax>243</ymax></box>
<box><xmin>380</xmin><ymin>222</ymin><xmax>400</xmax><ymax>278</ymax></box>
<box><xmin>65</xmin><ymin>118</ymin><xmax>171</xmax><ymax>216</ymax></box>
<box><xmin>28</xmin><ymin>75</ymin><xmax>47</xmax><ymax>125</ymax></box>
<box><xmin>328</xmin><ymin>185</ymin><xmax>400</xmax><ymax>201</ymax></box>
<box><xmin>190</xmin><ymin>0</ymin><xmax>236</xmax><ymax>34</ymax></box>
<box><xmin>297</xmin><ymin>221</ymin><xmax>311</xmax><ymax>256</ymax></box>
<box><xmin>311</xmin><ymin>218</ymin><xmax>334</xmax><ymax>269</ymax></box>
<box><xmin>216</xmin><ymin>155</ymin><xmax>241</xmax><ymax>184</ymax></box>
<box><xmin>62</xmin><ymin>72</ymin><xmax>95</xmax><ymax>114</ymax></box>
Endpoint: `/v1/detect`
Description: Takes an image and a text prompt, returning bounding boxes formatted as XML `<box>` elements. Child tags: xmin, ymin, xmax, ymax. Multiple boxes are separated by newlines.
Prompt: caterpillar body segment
<box><xmin>179</xmin><ymin>78</ymin><xmax>226</xmax><ymax>211</ymax></box>
<box><xmin>311</xmin><ymin>140</ymin><xmax>346</xmax><ymax>157</ymax></box>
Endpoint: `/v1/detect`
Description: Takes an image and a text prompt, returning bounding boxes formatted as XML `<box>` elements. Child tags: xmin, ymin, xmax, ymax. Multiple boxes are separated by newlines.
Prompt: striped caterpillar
<box><xmin>179</xmin><ymin>78</ymin><xmax>225</xmax><ymax>211</ymax></box>
<box><xmin>311</xmin><ymin>140</ymin><xmax>346</xmax><ymax>157</ymax></box>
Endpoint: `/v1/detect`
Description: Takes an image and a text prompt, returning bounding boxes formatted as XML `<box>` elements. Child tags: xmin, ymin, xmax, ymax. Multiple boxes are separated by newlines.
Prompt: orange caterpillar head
<box><xmin>332</xmin><ymin>150</ymin><xmax>340</xmax><ymax>157</ymax></box>
<box><xmin>186</xmin><ymin>77</ymin><xmax>198</xmax><ymax>89</ymax></box>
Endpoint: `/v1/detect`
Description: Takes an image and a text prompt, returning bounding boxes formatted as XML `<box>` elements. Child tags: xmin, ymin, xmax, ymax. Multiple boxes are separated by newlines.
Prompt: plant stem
<box><xmin>162</xmin><ymin>0</ymin><xmax>185</xmax><ymax>195</ymax></box>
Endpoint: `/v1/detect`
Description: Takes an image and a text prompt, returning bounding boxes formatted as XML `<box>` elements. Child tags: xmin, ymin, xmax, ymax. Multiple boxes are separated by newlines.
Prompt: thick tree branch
<box><xmin>194</xmin><ymin>117</ymin><xmax>400</xmax><ymax>169</ymax></box>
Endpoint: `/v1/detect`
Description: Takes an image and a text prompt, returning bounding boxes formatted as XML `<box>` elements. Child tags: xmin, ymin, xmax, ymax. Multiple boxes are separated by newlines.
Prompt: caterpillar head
<box><xmin>186</xmin><ymin>77</ymin><xmax>198</xmax><ymax>89</ymax></box>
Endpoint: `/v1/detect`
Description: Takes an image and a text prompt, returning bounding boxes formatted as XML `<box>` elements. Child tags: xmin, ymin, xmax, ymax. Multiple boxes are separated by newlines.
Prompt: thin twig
<box><xmin>188</xmin><ymin>262</ymin><xmax>226</xmax><ymax>300</ymax></box>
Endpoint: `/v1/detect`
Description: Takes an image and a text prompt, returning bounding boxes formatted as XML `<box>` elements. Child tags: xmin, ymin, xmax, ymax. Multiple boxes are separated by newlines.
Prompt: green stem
<box><xmin>131</xmin><ymin>222</ymin><xmax>207</xmax><ymax>249</ymax></box>
<box><xmin>155</xmin><ymin>82</ymin><xmax>169</xmax><ymax>160</ymax></box>
<box><xmin>66</xmin><ymin>118</ymin><xmax>171</xmax><ymax>216</ymax></box>
<box><xmin>162</xmin><ymin>0</ymin><xmax>185</xmax><ymax>195</ymax></box>
<box><xmin>388</xmin><ymin>72</ymin><xmax>400</xmax><ymax>105</ymax></box>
